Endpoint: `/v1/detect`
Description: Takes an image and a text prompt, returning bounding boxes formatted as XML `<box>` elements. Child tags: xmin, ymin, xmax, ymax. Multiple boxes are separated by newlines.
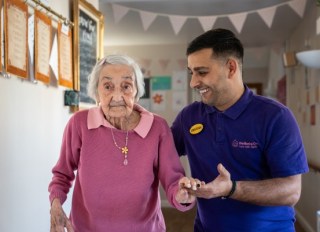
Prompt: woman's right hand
<box><xmin>50</xmin><ymin>198</ymin><xmax>74</xmax><ymax>232</ymax></box>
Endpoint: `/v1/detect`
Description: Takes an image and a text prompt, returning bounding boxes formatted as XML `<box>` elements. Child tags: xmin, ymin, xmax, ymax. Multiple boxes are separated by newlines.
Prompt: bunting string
<box><xmin>111</xmin><ymin>0</ymin><xmax>306</xmax><ymax>34</ymax></box>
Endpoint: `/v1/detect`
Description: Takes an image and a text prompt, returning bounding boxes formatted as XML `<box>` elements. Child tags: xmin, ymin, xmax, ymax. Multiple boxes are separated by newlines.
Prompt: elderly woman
<box><xmin>48</xmin><ymin>54</ymin><xmax>197</xmax><ymax>232</ymax></box>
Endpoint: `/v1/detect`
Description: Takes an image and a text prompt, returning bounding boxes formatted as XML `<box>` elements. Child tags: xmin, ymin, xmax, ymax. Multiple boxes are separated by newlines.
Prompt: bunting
<box><xmin>228</xmin><ymin>12</ymin><xmax>248</xmax><ymax>34</ymax></box>
<box><xmin>257</xmin><ymin>7</ymin><xmax>277</xmax><ymax>28</ymax></box>
<box><xmin>168</xmin><ymin>15</ymin><xmax>188</xmax><ymax>35</ymax></box>
<box><xmin>288</xmin><ymin>0</ymin><xmax>307</xmax><ymax>18</ymax></box>
<box><xmin>177</xmin><ymin>58</ymin><xmax>187</xmax><ymax>70</ymax></box>
<box><xmin>198</xmin><ymin>16</ymin><xmax>218</xmax><ymax>32</ymax></box>
<box><xmin>112</xmin><ymin>4</ymin><xmax>129</xmax><ymax>23</ymax></box>
<box><xmin>111</xmin><ymin>0</ymin><xmax>307</xmax><ymax>35</ymax></box>
<box><xmin>139</xmin><ymin>11</ymin><xmax>157</xmax><ymax>31</ymax></box>
<box><xmin>139</xmin><ymin>58</ymin><xmax>152</xmax><ymax>69</ymax></box>
<box><xmin>159</xmin><ymin>59</ymin><xmax>170</xmax><ymax>70</ymax></box>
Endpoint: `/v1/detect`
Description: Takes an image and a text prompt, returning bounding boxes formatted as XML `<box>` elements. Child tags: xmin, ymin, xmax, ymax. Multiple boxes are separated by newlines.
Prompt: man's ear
<box><xmin>226</xmin><ymin>58</ymin><xmax>237</xmax><ymax>78</ymax></box>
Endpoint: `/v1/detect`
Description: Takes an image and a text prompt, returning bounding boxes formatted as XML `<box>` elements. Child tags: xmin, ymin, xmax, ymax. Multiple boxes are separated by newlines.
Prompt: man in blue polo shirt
<box><xmin>171</xmin><ymin>28</ymin><xmax>308</xmax><ymax>232</ymax></box>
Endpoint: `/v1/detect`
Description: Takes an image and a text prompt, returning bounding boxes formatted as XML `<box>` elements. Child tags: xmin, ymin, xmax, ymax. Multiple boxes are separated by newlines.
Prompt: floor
<box><xmin>162</xmin><ymin>207</ymin><xmax>306</xmax><ymax>232</ymax></box>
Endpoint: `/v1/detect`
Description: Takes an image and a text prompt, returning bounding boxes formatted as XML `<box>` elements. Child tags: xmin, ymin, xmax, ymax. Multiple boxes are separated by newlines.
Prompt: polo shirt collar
<box><xmin>87</xmin><ymin>104</ymin><xmax>154</xmax><ymax>138</ymax></box>
<box><xmin>204</xmin><ymin>85</ymin><xmax>253</xmax><ymax>120</ymax></box>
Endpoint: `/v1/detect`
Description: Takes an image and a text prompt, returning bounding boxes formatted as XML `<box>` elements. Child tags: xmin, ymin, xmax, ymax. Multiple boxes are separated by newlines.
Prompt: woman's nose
<box><xmin>111</xmin><ymin>88</ymin><xmax>124</xmax><ymax>101</ymax></box>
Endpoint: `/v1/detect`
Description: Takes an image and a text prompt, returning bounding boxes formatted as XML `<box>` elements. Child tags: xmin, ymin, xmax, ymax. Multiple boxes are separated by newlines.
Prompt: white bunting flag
<box><xmin>112</xmin><ymin>4</ymin><xmax>129</xmax><ymax>23</ymax></box>
<box><xmin>198</xmin><ymin>16</ymin><xmax>217</xmax><ymax>32</ymax></box>
<box><xmin>228</xmin><ymin>12</ymin><xmax>248</xmax><ymax>34</ymax></box>
<box><xmin>257</xmin><ymin>6</ymin><xmax>276</xmax><ymax>28</ymax></box>
<box><xmin>288</xmin><ymin>0</ymin><xmax>307</xmax><ymax>18</ymax></box>
<box><xmin>168</xmin><ymin>15</ymin><xmax>187</xmax><ymax>35</ymax></box>
<box><xmin>139</xmin><ymin>11</ymin><xmax>157</xmax><ymax>31</ymax></box>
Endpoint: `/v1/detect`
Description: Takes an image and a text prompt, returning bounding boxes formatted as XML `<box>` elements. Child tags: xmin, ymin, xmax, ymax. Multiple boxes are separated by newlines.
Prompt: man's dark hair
<box><xmin>187</xmin><ymin>28</ymin><xmax>244</xmax><ymax>63</ymax></box>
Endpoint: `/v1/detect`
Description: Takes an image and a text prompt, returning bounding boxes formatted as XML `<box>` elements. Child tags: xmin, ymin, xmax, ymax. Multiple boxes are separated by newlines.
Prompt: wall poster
<box><xmin>73</xmin><ymin>0</ymin><xmax>104</xmax><ymax>106</ymax></box>
<box><xmin>57</xmin><ymin>22</ymin><xmax>73</xmax><ymax>88</ymax></box>
<box><xmin>34</xmin><ymin>9</ymin><xmax>52</xmax><ymax>84</ymax></box>
<box><xmin>4</xmin><ymin>0</ymin><xmax>28</xmax><ymax>78</ymax></box>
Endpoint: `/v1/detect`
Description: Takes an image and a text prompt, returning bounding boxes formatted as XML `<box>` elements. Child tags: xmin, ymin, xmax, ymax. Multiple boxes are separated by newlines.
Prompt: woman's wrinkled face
<box><xmin>97</xmin><ymin>64</ymin><xmax>137</xmax><ymax>119</ymax></box>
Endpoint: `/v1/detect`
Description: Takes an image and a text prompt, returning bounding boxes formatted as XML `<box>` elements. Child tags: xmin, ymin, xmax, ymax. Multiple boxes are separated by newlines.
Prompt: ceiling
<box><xmin>98</xmin><ymin>0</ymin><xmax>314</xmax><ymax>49</ymax></box>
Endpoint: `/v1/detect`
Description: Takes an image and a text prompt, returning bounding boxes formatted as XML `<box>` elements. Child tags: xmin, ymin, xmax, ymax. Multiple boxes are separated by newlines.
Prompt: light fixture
<box><xmin>295</xmin><ymin>49</ymin><xmax>320</xmax><ymax>69</ymax></box>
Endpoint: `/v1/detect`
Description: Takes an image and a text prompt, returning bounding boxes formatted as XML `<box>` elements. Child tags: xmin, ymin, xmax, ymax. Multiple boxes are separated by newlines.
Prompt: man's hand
<box><xmin>187</xmin><ymin>163</ymin><xmax>233</xmax><ymax>199</ymax></box>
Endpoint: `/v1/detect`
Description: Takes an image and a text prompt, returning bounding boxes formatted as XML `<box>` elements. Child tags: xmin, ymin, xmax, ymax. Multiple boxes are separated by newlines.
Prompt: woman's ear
<box><xmin>96</xmin><ymin>94</ymin><xmax>100</xmax><ymax>105</ymax></box>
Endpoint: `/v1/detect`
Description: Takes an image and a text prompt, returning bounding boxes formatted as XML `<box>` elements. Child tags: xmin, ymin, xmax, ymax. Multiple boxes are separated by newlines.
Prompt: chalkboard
<box><xmin>73</xmin><ymin>0</ymin><xmax>104</xmax><ymax>106</ymax></box>
<box><xmin>79</xmin><ymin>9</ymin><xmax>97</xmax><ymax>104</ymax></box>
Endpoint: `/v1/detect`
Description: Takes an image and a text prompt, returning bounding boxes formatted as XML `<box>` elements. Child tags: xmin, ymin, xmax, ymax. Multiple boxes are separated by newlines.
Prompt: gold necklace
<box><xmin>110</xmin><ymin>128</ymin><xmax>129</xmax><ymax>165</ymax></box>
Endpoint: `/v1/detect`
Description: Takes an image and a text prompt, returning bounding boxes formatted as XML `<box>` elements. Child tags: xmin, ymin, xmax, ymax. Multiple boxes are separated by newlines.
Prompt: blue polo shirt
<box><xmin>171</xmin><ymin>86</ymin><xmax>308</xmax><ymax>232</ymax></box>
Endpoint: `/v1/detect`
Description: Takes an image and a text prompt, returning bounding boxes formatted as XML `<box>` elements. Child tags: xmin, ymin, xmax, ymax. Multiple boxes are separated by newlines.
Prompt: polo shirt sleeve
<box><xmin>265</xmin><ymin>107</ymin><xmax>308</xmax><ymax>177</ymax></box>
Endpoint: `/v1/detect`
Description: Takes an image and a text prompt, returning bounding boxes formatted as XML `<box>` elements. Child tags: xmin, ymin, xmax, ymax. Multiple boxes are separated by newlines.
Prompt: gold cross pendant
<box><xmin>121</xmin><ymin>146</ymin><xmax>129</xmax><ymax>155</ymax></box>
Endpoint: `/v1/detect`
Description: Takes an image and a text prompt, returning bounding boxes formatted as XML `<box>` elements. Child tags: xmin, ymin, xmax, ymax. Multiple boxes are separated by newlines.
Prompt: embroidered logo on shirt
<box><xmin>232</xmin><ymin>140</ymin><xmax>258</xmax><ymax>149</ymax></box>
<box><xmin>189</xmin><ymin>123</ymin><xmax>204</xmax><ymax>135</ymax></box>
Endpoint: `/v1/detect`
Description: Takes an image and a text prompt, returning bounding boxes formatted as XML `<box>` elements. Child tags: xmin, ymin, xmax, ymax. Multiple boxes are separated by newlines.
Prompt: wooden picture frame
<box><xmin>34</xmin><ymin>9</ymin><xmax>52</xmax><ymax>84</ymax></box>
<box><xmin>57</xmin><ymin>22</ymin><xmax>73</xmax><ymax>88</ymax></box>
<box><xmin>4</xmin><ymin>0</ymin><xmax>28</xmax><ymax>79</ymax></box>
<box><xmin>73</xmin><ymin>0</ymin><xmax>104</xmax><ymax>106</ymax></box>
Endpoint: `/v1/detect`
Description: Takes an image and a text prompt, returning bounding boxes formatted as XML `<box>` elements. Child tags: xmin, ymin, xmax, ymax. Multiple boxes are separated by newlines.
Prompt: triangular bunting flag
<box><xmin>139</xmin><ymin>11</ymin><xmax>157</xmax><ymax>31</ymax></box>
<box><xmin>177</xmin><ymin>58</ymin><xmax>187</xmax><ymax>70</ymax></box>
<box><xmin>257</xmin><ymin>6</ymin><xmax>276</xmax><ymax>28</ymax></box>
<box><xmin>198</xmin><ymin>16</ymin><xmax>217</xmax><ymax>32</ymax></box>
<box><xmin>288</xmin><ymin>0</ymin><xmax>307</xmax><ymax>18</ymax></box>
<box><xmin>168</xmin><ymin>15</ymin><xmax>187</xmax><ymax>35</ymax></box>
<box><xmin>139</xmin><ymin>58</ymin><xmax>152</xmax><ymax>69</ymax></box>
<box><xmin>112</xmin><ymin>4</ymin><xmax>129</xmax><ymax>23</ymax></box>
<box><xmin>159</xmin><ymin>59</ymin><xmax>170</xmax><ymax>70</ymax></box>
<box><xmin>228</xmin><ymin>12</ymin><xmax>248</xmax><ymax>34</ymax></box>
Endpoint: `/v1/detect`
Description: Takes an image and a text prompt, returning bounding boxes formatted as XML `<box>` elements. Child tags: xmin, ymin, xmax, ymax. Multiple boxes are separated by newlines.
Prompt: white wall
<box><xmin>285</xmin><ymin>6</ymin><xmax>320</xmax><ymax>232</ymax></box>
<box><xmin>0</xmin><ymin>0</ymin><xmax>98</xmax><ymax>231</ymax></box>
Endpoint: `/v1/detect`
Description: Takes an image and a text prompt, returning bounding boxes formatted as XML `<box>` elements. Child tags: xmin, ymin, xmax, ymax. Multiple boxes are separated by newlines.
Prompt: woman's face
<box><xmin>97</xmin><ymin>64</ymin><xmax>137</xmax><ymax>119</ymax></box>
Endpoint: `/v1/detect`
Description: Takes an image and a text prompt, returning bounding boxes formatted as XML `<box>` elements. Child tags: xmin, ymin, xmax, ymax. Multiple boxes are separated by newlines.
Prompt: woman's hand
<box><xmin>50</xmin><ymin>198</ymin><xmax>74</xmax><ymax>232</ymax></box>
<box><xmin>175</xmin><ymin>177</ymin><xmax>204</xmax><ymax>204</ymax></box>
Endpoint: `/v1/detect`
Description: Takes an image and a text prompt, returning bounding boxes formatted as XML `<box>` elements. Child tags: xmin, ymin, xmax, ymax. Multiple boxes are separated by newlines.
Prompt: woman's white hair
<box><xmin>87</xmin><ymin>54</ymin><xmax>145</xmax><ymax>102</ymax></box>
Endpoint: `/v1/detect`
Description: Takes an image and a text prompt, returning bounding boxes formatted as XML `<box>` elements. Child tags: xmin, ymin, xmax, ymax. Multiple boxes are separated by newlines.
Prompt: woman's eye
<box><xmin>104</xmin><ymin>84</ymin><xmax>112</xmax><ymax>90</ymax></box>
<box><xmin>123</xmin><ymin>84</ymin><xmax>132</xmax><ymax>91</ymax></box>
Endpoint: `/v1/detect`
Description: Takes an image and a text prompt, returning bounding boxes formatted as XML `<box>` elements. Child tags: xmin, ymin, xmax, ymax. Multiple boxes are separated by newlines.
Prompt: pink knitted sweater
<box><xmin>48</xmin><ymin>105</ymin><xmax>192</xmax><ymax>232</ymax></box>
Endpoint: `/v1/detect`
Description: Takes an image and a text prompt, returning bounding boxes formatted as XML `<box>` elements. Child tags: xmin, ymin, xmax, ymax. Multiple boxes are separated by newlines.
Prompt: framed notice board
<box><xmin>73</xmin><ymin>0</ymin><xmax>104</xmax><ymax>105</ymax></box>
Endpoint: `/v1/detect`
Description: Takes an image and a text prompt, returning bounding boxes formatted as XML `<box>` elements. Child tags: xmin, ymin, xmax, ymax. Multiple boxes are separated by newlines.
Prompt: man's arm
<box><xmin>192</xmin><ymin>163</ymin><xmax>301</xmax><ymax>206</ymax></box>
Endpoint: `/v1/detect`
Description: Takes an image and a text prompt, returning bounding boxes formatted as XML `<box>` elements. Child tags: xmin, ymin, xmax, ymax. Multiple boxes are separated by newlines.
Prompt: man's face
<box><xmin>187</xmin><ymin>48</ymin><xmax>230</xmax><ymax>108</ymax></box>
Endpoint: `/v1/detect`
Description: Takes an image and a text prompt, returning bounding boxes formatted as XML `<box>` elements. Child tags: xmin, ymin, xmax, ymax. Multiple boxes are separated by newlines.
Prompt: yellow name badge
<box><xmin>189</xmin><ymin>123</ymin><xmax>204</xmax><ymax>135</ymax></box>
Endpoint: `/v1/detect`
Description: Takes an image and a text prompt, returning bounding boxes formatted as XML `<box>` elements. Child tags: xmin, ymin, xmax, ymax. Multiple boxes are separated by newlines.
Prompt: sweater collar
<box><xmin>87</xmin><ymin>104</ymin><xmax>154</xmax><ymax>138</ymax></box>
